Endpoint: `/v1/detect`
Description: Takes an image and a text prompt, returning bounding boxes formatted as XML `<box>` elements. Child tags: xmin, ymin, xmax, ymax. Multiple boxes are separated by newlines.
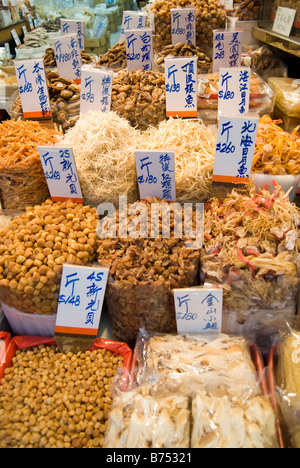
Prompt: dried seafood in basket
<box><xmin>43</xmin><ymin>47</ymin><xmax>94</xmax><ymax>69</ymax></box>
<box><xmin>202</xmin><ymin>183</ymin><xmax>300</xmax><ymax>341</ymax></box>
<box><xmin>151</xmin><ymin>0</ymin><xmax>226</xmax><ymax>53</ymax></box>
<box><xmin>253</xmin><ymin>115</ymin><xmax>300</xmax><ymax>175</ymax></box>
<box><xmin>155</xmin><ymin>42</ymin><xmax>212</xmax><ymax>74</ymax></box>
<box><xmin>97</xmin><ymin>197</ymin><xmax>201</xmax><ymax>345</ymax></box>
<box><xmin>96</xmin><ymin>41</ymin><xmax>127</xmax><ymax>72</ymax></box>
<box><xmin>0</xmin><ymin>200</ymin><xmax>99</xmax><ymax>315</ymax></box>
<box><xmin>104</xmin><ymin>332</ymin><xmax>278</xmax><ymax>448</ymax></box>
<box><xmin>0</xmin><ymin>120</ymin><xmax>60</xmax><ymax>210</ymax></box>
<box><xmin>111</xmin><ymin>69</ymin><xmax>166</xmax><ymax>131</ymax></box>
<box><xmin>61</xmin><ymin>111</ymin><xmax>140</xmax><ymax>208</ymax></box>
<box><xmin>138</xmin><ymin>118</ymin><xmax>216</xmax><ymax>204</ymax></box>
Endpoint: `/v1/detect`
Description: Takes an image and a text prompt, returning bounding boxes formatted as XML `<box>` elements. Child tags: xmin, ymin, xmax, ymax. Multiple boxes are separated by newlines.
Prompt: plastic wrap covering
<box><xmin>111</xmin><ymin>69</ymin><xmax>166</xmax><ymax>131</ymax></box>
<box><xmin>197</xmin><ymin>71</ymin><xmax>275</xmax><ymax>125</ymax></box>
<box><xmin>268</xmin><ymin>77</ymin><xmax>300</xmax><ymax>119</ymax></box>
<box><xmin>202</xmin><ymin>184</ymin><xmax>300</xmax><ymax>349</ymax></box>
<box><xmin>0</xmin><ymin>336</ymin><xmax>132</xmax><ymax>448</ymax></box>
<box><xmin>97</xmin><ymin>198</ymin><xmax>201</xmax><ymax>346</ymax></box>
<box><xmin>104</xmin><ymin>332</ymin><xmax>278</xmax><ymax>448</ymax></box>
<box><xmin>269</xmin><ymin>322</ymin><xmax>300</xmax><ymax>448</ymax></box>
<box><xmin>0</xmin><ymin>200</ymin><xmax>99</xmax><ymax>317</ymax></box>
<box><xmin>151</xmin><ymin>0</ymin><xmax>226</xmax><ymax>53</ymax></box>
<box><xmin>245</xmin><ymin>46</ymin><xmax>288</xmax><ymax>82</ymax></box>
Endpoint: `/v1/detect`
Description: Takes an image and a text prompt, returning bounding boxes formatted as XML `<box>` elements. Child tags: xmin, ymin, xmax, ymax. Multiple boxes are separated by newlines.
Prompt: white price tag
<box><xmin>165</xmin><ymin>56</ymin><xmax>198</xmax><ymax>118</ymax></box>
<box><xmin>2</xmin><ymin>0</ymin><xmax>9</xmax><ymax>6</ymax></box>
<box><xmin>120</xmin><ymin>10</ymin><xmax>147</xmax><ymax>41</ymax></box>
<box><xmin>15</xmin><ymin>59</ymin><xmax>51</xmax><ymax>119</ymax></box>
<box><xmin>174</xmin><ymin>285</ymin><xmax>223</xmax><ymax>334</ymax></box>
<box><xmin>212</xmin><ymin>114</ymin><xmax>258</xmax><ymax>185</ymax></box>
<box><xmin>171</xmin><ymin>8</ymin><xmax>196</xmax><ymax>45</ymax></box>
<box><xmin>125</xmin><ymin>29</ymin><xmax>153</xmax><ymax>72</ymax></box>
<box><xmin>52</xmin><ymin>34</ymin><xmax>82</xmax><ymax>83</ymax></box>
<box><xmin>213</xmin><ymin>30</ymin><xmax>243</xmax><ymax>72</ymax></box>
<box><xmin>60</xmin><ymin>19</ymin><xmax>85</xmax><ymax>51</ymax></box>
<box><xmin>272</xmin><ymin>6</ymin><xmax>296</xmax><ymax>37</ymax></box>
<box><xmin>218</xmin><ymin>67</ymin><xmax>250</xmax><ymax>117</ymax></box>
<box><xmin>55</xmin><ymin>265</ymin><xmax>109</xmax><ymax>338</ymax></box>
<box><xmin>224</xmin><ymin>0</ymin><xmax>233</xmax><ymax>11</ymax></box>
<box><xmin>135</xmin><ymin>150</ymin><xmax>176</xmax><ymax>201</ymax></box>
<box><xmin>37</xmin><ymin>146</ymin><xmax>83</xmax><ymax>203</ymax></box>
<box><xmin>80</xmin><ymin>68</ymin><xmax>113</xmax><ymax>115</ymax></box>
<box><xmin>27</xmin><ymin>14</ymin><xmax>34</xmax><ymax>31</ymax></box>
<box><xmin>11</xmin><ymin>29</ymin><xmax>21</xmax><ymax>48</ymax></box>
<box><xmin>4</xmin><ymin>43</ymin><xmax>11</xmax><ymax>61</ymax></box>
<box><xmin>22</xmin><ymin>25</ymin><xmax>28</xmax><ymax>36</ymax></box>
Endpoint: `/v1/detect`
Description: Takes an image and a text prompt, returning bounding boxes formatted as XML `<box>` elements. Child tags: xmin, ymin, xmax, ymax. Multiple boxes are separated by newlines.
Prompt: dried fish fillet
<box><xmin>104</xmin><ymin>387</ymin><xmax>190</xmax><ymax>448</ymax></box>
<box><xmin>191</xmin><ymin>391</ymin><xmax>278</xmax><ymax>448</ymax></box>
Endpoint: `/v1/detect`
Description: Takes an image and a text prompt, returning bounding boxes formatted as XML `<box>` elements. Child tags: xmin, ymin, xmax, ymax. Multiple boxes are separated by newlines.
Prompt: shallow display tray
<box><xmin>1</xmin><ymin>302</ymin><xmax>56</xmax><ymax>337</ymax></box>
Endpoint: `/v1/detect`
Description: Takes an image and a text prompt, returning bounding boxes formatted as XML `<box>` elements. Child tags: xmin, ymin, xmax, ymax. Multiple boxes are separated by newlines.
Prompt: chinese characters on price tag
<box><xmin>174</xmin><ymin>285</ymin><xmax>223</xmax><ymax>334</ymax></box>
<box><xmin>80</xmin><ymin>68</ymin><xmax>113</xmax><ymax>114</ymax></box>
<box><xmin>120</xmin><ymin>10</ymin><xmax>147</xmax><ymax>41</ymax></box>
<box><xmin>135</xmin><ymin>150</ymin><xmax>176</xmax><ymax>201</ymax></box>
<box><xmin>52</xmin><ymin>34</ymin><xmax>82</xmax><ymax>83</ymax></box>
<box><xmin>55</xmin><ymin>265</ymin><xmax>109</xmax><ymax>353</ymax></box>
<box><xmin>125</xmin><ymin>29</ymin><xmax>153</xmax><ymax>71</ymax></box>
<box><xmin>165</xmin><ymin>56</ymin><xmax>197</xmax><ymax>118</ymax></box>
<box><xmin>218</xmin><ymin>67</ymin><xmax>250</xmax><ymax>117</ymax></box>
<box><xmin>212</xmin><ymin>115</ymin><xmax>259</xmax><ymax>185</ymax></box>
<box><xmin>272</xmin><ymin>6</ymin><xmax>296</xmax><ymax>37</ymax></box>
<box><xmin>213</xmin><ymin>30</ymin><xmax>243</xmax><ymax>72</ymax></box>
<box><xmin>61</xmin><ymin>19</ymin><xmax>85</xmax><ymax>50</ymax></box>
<box><xmin>38</xmin><ymin>146</ymin><xmax>83</xmax><ymax>204</ymax></box>
<box><xmin>171</xmin><ymin>8</ymin><xmax>196</xmax><ymax>45</ymax></box>
<box><xmin>15</xmin><ymin>58</ymin><xmax>51</xmax><ymax>119</ymax></box>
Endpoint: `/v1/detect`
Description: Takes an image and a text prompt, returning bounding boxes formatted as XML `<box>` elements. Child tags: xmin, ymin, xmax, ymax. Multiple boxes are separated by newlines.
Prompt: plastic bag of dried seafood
<box><xmin>111</xmin><ymin>69</ymin><xmax>166</xmax><ymax>131</ymax></box>
<box><xmin>202</xmin><ymin>183</ymin><xmax>300</xmax><ymax>350</ymax></box>
<box><xmin>103</xmin><ymin>330</ymin><xmax>279</xmax><ymax>448</ymax></box>
<box><xmin>97</xmin><ymin>198</ymin><xmax>202</xmax><ymax>346</ymax></box>
<box><xmin>151</xmin><ymin>0</ymin><xmax>226</xmax><ymax>53</ymax></box>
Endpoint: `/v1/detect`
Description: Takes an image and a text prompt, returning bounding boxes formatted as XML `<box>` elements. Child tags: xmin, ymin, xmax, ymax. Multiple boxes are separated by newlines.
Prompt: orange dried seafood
<box><xmin>0</xmin><ymin>119</ymin><xmax>60</xmax><ymax>210</ymax></box>
<box><xmin>253</xmin><ymin>115</ymin><xmax>300</xmax><ymax>175</ymax></box>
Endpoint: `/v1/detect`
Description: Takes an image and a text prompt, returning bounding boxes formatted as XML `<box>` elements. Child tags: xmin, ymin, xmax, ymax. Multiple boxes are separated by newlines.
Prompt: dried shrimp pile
<box><xmin>139</xmin><ymin>118</ymin><xmax>216</xmax><ymax>203</ymax></box>
<box><xmin>0</xmin><ymin>120</ymin><xmax>60</xmax><ymax>210</ymax></box>
<box><xmin>252</xmin><ymin>115</ymin><xmax>300</xmax><ymax>175</ymax></box>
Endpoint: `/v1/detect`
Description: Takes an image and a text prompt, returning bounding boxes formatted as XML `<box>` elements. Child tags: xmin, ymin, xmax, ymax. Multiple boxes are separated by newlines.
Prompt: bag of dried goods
<box><xmin>0</xmin><ymin>336</ymin><xmax>132</xmax><ymax>448</ymax></box>
<box><xmin>0</xmin><ymin>120</ymin><xmax>60</xmax><ymax>211</ymax></box>
<box><xmin>202</xmin><ymin>183</ymin><xmax>300</xmax><ymax>347</ymax></box>
<box><xmin>111</xmin><ymin>69</ymin><xmax>166</xmax><ymax>131</ymax></box>
<box><xmin>155</xmin><ymin>42</ymin><xmax>212</xmax><ymax>74</ymax></box>
<box><xmin>61</xmin><ymin>110</ymin><xmax>140</xmax><ymax>208</ymax></box>
<box><xmin>268</xmin><ymin>77</ymin><xmax>300</xmax><ymax>120</ymax></box>
<box><xmin>0</xmin><ymin>200</ymin><xmax>99</xmax><ymax>320</ymax></box>
<box><xmin>104</xmin><ymin>332</ymin><xmax>278</xmax><ymax>448</ymax></box>
<box><xmin>138</xmin><ymin>118</ymin><xmax>216</xmax><ymax>204</ymax></box>
<box><xmin>151</xmin><ymin>0</ymin><xmax>226</xmax><ymax>53</ymax></box>
<box><xmin>97</xmin><ymin>198</ymin><xmax>201</xmax><ymax>345</ymax></box>
<box><xmin>249</xmin><ymin>46</ymin><xmax>287</xmax><ymax>82</ymax></box>
<box><xmin>197</xmin><ymin>72</ymin><xmax>275</xmax><ymax>125</ymax></box>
